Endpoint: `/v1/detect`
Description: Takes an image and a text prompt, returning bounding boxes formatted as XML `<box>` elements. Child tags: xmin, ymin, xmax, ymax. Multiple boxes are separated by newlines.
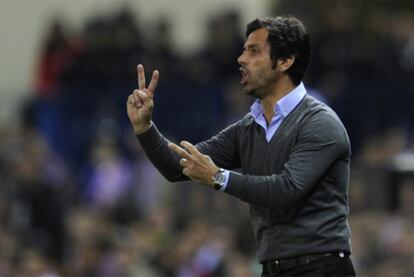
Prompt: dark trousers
<box><xmin>262</xmin><ymin>255</ymin><xmax>356</xmax><ymax>277</ymax></box>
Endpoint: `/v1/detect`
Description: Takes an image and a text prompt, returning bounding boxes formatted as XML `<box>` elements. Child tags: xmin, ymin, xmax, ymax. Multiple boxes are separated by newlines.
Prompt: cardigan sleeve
<box><xmin>137</xmin><ymin>121</ymin><xmax>241</xmax><ymax>182</ymax></box>
<box><xmin>137</xmin><ymin>123</ymin><xmax>186</xmax><ymax>182</ymax></box>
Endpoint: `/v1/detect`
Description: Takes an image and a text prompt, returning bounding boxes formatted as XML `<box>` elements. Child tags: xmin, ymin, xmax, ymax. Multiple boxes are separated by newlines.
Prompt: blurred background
<box><xmin>0</xmin><ymin>0</ymin><xmax>413</xmax><ymax>276</ymax></box>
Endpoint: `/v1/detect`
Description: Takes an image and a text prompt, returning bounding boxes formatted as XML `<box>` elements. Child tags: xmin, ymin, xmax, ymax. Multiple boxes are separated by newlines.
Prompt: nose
<box><xmin>237</xmin><ymin>52</ymin><xmax>246</xmax><ymax>65</ymax></box>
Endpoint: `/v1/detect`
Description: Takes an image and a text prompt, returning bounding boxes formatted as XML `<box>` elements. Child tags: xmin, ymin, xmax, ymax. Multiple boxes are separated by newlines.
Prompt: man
<box><xmin>127</xmin><ymin>16</ymin><xmax>356</xmax><ymax>276</ymax></box>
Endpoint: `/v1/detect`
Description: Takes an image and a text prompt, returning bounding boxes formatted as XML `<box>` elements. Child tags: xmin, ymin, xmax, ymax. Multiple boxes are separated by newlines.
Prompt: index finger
<box><xmin>180</xmin><ymin>141</ymin><xmax>202</xmax><ymax>157</ymax></box>
<box><xmin>168</xmin><ymin>142</ymin><xmax>193</xmax><ymax>160</ymax></box>
<box><xmin>137</xmin><ymin>64</ymin><xmax>146</xmax><ymax>90</ymax></box>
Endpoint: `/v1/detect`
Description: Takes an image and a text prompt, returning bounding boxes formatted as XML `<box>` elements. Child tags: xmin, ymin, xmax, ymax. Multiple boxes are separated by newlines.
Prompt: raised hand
<box><xmin>127</xmin><ymin>64</ymin><xmax>159</xmax><ymax>134</ymax></box>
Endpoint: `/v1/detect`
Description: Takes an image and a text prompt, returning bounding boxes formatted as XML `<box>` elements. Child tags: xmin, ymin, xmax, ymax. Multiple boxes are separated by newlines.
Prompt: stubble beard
<box><xmin>243</xmin><ymin>79</ymin><xmax>274</xmax><ymax>100</ymax></box>
<box><xmin>244</xmin><ymin>87</ymin><xmax>263</xmax><ymax>100</ymax></box>
<box><xmin>243</xmin><ymin>67</ymin><xmax>278</xmax><ymax>100</ymax></box>
<box><xmin>242</xmin><ymin>74</ymin><xmax>266</xmax><ymax>99</ymax></box>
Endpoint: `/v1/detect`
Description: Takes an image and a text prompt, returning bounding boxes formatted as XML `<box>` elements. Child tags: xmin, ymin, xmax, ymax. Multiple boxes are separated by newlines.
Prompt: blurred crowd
<box><xmin>1</xmin><ymin>1</ymin><xmax>414</xmax><ymax>276</ymax></box>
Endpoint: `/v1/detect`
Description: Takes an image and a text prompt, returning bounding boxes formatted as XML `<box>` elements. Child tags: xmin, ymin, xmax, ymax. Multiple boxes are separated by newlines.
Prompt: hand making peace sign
<box><xmin>127</xmin><ymin>64</ymin><xmax>219</xmax><ymax>186</ymax></box>
<box><xmin>127</xmin><ymin>64</ymin><xmax>159</xmax><ymax>134</ymax></box>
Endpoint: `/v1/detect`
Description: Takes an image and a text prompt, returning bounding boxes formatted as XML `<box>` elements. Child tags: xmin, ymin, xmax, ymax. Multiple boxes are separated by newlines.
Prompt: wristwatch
<box><xmin>212</xmin><ymin>168</ymin><xmax>226</xmax><ymax>191</ymax></box>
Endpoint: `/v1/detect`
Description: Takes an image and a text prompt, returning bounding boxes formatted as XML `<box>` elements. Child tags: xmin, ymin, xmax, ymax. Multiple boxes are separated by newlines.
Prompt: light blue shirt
<box><xmin>218</xmin><ymin>82</ymin><xmax>307</xmax><ymax>191</ymax></box>
<box><xmin>249</xmin><ymin>82</ymin><xmax>307</xmax><ymax>142</ymax></box>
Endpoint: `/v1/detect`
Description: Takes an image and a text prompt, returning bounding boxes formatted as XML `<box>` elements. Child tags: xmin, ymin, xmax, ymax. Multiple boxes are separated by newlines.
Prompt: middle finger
<box><xmin>168</xmin><ymin>143</ymin><xmax>193</xmax><ymax>160</ymax></box>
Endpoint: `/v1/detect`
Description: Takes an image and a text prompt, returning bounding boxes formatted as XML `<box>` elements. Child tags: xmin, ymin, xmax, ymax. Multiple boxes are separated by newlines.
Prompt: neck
<box><xmin>260</xmin><ymin>79</ymin><xmax>296</xmax><ymax>125</ymax></box>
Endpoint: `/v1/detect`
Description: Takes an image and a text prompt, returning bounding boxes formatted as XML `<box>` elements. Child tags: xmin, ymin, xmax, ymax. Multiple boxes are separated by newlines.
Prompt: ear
<box><xmin>277</xmin><ymin>56</ymin><xmax>295</xmax><ymax>72</ymax></box>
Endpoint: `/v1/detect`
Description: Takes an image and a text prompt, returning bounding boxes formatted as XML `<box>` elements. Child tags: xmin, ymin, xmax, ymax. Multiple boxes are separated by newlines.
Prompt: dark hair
<box><xmin>246</xmin><ymin>16</ymin><xmax>311</xmax><ymax>86</ymax></box>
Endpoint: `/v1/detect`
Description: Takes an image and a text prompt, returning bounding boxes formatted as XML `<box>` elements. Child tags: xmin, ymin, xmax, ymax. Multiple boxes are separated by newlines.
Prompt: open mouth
<box><xmin>239</xmin><ymin>67</ymin><xmax>248</xmax><ymax>85</ymax></box>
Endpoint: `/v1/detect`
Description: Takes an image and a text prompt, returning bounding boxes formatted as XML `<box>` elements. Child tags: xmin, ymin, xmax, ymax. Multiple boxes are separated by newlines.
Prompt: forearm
<box><xmin>224</xmin><ymin>140</ymin><xmax>347</xmax><ymax>208</ymax></box>
<box><xmin>224</xmin><ymin>172</ymin><xmax>299</xmax><ymax>208</ymax></box>
<box><xmin>137</xmin><ymin>123</ymin><xmax>188</xmax><ymax>182</ymax></box>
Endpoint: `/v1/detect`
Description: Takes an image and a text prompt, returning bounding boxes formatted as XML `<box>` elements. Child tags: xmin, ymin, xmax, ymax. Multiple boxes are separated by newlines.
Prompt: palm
<box><xmin>127</xmin><ymin>100</ymin><xmax>150</xmax><ymax>123</ymax></box>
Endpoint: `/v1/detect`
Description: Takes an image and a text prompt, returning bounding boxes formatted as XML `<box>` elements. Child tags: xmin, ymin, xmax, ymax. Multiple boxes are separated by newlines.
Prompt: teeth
<box><xmin>240</xmin><ymin>68</ymin><xmax>247</xmax><ymax>84</ymax></box>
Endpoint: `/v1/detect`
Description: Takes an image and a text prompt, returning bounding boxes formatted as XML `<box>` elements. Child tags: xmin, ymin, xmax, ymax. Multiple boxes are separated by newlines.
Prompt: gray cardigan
<box><xmin>137</xmin><ymin>94</ymin><xmax>352</xmax><ymax>262</ymax></box>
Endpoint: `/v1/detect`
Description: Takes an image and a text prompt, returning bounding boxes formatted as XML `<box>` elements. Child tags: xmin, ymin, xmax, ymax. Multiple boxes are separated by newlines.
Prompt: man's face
<box><xmin>237</xmin><ymin>28</ymin><xmax>277</xmax><ymax>98</ymax></box>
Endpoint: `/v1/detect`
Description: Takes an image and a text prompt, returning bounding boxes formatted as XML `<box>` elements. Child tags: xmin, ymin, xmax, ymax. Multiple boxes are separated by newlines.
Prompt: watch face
<box><xmin>213</xmin><ymin>169</ymin><xmax>226</xmax><ymax>191</ymax></box>
<box><xmin>215</xmin><ymin>173</ymin><xmax>226</xmax><ymax>183</ymax></box>
<box><xmin>213</xmin><ymin>170</ymin><xmax>226</xmax><ymax>183</ymax></box>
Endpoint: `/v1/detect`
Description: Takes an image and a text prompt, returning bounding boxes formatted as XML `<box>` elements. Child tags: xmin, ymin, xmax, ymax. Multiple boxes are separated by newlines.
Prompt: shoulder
<box><xmin>300</xmin><ymin>95</ymin><xmax>346</xmax><ymax>130</ymax></box>
<box><xmin>211</xmin><ymin>113</ymin><xmax>256</xmax><ymax>145</ymax></box>
<box><xmin>297</xmin><ymin>95</ymin><xmax>350</xmax><ymax>149</ymax></box>
<box><xmin>239</xmin><ymin>112</ymin><xmax>255</xmax><ymax>126</ymax></box>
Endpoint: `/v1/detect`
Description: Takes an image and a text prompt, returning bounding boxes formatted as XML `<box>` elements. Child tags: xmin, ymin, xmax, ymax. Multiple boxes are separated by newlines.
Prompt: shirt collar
<box><xmin>249</xmin><ymin>82</ymin><xmax>307</xmax><ymax>119</ymax></box>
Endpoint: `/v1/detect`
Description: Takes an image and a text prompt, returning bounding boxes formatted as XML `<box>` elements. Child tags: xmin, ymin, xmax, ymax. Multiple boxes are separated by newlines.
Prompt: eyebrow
<box><xmin>243</xmin><ymin>43</ymin><xmax>261</xmax><ymax>50</ymax></box>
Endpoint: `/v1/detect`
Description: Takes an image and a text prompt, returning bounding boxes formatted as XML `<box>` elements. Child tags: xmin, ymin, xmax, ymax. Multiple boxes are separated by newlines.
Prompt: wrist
<box><xmin>134</xmin><ymin>122</ymin><xmax>152</xmax><ymax>135</ymax></box>
<box><xmin>212</xmin><ymin>168</ymin><xmax>227</xmax><ymax>191</ymax></box>
<box><xmin>210</xmin><ymin>166</ymin><xmax>220</xmax><ymax>186</ymax></box>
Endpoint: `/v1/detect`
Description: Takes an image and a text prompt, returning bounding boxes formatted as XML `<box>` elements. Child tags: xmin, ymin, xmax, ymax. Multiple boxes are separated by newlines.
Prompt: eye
<box><xmin>250</xmin><ymin>48</ymin><xmax>259</xmax><ymax>55</ymax></box>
